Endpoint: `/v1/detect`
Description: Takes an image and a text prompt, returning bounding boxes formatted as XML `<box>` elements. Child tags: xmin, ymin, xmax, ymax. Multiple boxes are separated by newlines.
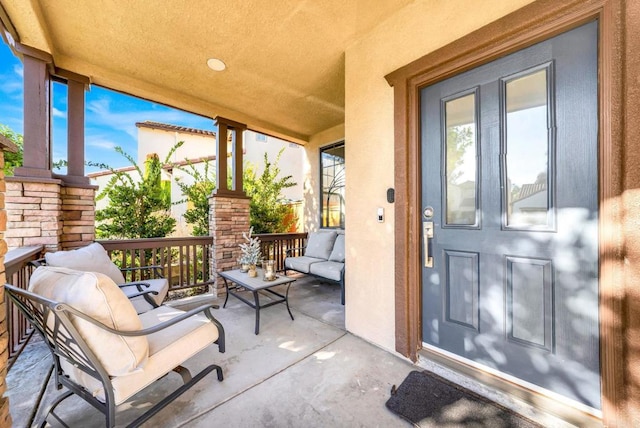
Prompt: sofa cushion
<box><xmin>304</xmin><ymin>231</ymin><xmax>338</xmax><ymax>260</ymax></box>
<box><xmin>69</xmin><ymin>305</ymin><xmax>220</xmax><ymax>404</ymax></box>
<box><xmin>45</xmin><ymin>243</ymin><xmax>126</xmax><ymax>285</ymax></box>
<box><xmin>328</xmin><ymin>234</ymin><xmax>345</xmax><ymax>263</ymax></box>
<box><xmin>284</xmin><ymin>256</ymin><xmax>324</xmax><ymax>274</ymax></box>
<box><xmin>309</xmin><ymin>261</ymin><xmax>344</xmax><ymax>282</ymax></box>
<box><xmin>29</xmin><ymin>266</ymin><xmax>148</xmax><ymax>376</ymax></box>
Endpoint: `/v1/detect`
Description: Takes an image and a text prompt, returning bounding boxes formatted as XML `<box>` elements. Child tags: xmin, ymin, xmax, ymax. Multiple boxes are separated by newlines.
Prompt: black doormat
<box><xmin>385</xmin><ymin>371</ymin><xmax>543</xmax><ymax>428</ymax></box>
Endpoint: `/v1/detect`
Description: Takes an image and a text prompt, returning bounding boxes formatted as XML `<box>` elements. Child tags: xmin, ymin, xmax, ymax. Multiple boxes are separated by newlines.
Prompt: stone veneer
<box><xmin>60</xmin><ymin>186</ymin><xmax>96</xmax><ymax>249</ymax></box>
<box><xmin>0</xmin><ymin>176</ymin><xmax>95</xmax><ymax>426</ymax></box>
<box><xmin>5</xmin><ymin>178</ymin><xmax>96</xmax><ymax>251</ymax></box>
<box><xmin>209</xmin><ymin>195</ymin><xmax>250</xmax><ymax>289</ymax></box>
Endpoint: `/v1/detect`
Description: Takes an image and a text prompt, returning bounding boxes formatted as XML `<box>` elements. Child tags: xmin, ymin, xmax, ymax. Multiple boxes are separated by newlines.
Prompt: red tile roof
<box><xmin>135</xmin><ymin>121</ymin><xmax>216</xmax><ymax>137</ymax></box>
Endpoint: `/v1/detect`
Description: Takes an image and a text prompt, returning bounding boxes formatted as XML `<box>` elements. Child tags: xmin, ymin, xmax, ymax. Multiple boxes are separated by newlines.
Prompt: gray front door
<box><xmin>420</xmin><ymin>21</ymin><xmax>600</xmax><ymax>409</ymax></box>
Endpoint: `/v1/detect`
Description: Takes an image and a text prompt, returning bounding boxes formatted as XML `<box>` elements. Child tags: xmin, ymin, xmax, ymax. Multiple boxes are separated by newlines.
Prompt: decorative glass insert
<box><xmin>320</xmin><ymin>142</ymin><xmax>345</xmax><ymax>229</ymax></box>
<box><xmin>444</xmin><ymin>92</ymin><xmax>478</xmax><ymax>226</ymax></box>
<box><xmin>503</xmin><ymin>67</ymin><xmax>553</xmax><ymax>228</ymax></box>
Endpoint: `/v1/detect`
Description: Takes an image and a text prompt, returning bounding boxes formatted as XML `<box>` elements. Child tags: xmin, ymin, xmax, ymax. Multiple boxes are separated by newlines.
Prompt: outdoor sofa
<box><xmin>284</xmin><ymin>230</ymin><xmax>345</xmax><ymax>304</ymax></box>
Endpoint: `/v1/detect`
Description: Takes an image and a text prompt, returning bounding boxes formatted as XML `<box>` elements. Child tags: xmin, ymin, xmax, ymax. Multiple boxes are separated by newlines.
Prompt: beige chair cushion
<box><xmin>45</xmin><ymin>243</ymin><xmax>126</xmax><ymax>285</ymax></box>
<box><xmin>67</xmin><ymin>305</ymin><xmax>220</xmax><ymax>404</ymax></box>
<box><xmin>29</xmin><ymin>266</ymin><xmax>149</xmax><ymax>376</ymax></box>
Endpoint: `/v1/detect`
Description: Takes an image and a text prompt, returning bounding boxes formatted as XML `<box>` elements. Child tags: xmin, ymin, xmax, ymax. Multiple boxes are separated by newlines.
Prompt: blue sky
<box><xmin>0</xmin><ymin>39</ymin><xmax>215</xmax><ymax>173</ymax></box>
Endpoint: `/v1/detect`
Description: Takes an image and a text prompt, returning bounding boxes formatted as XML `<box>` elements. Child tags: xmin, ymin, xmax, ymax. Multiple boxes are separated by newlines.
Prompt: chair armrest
<box><xmin>123</xmin><ymin>289</ymin><xmax>159</xmax><ymax>299</ymax></box>
<box><xmin>119</xmin><ymin>281</ymin><xmax>151</xmax><ymax>290</ymax></box>
<box><xmin>28</xmin><ymin>258</ymin><xmax>46</xmax><ymax>268</ymax></box>
<box><xmin>285</xmin><ymin>247</ymin><xmax>306</xmax><ymax>257</ymax></box>
<box><xmin>120</xmin><ymin>265</ymin><xmax>164</xmax><ymax>278</ymax></box>
<box><xmin>60</xmin><ymin>302</ymin><xmax>225</xmax><ymax>352</ymax></box>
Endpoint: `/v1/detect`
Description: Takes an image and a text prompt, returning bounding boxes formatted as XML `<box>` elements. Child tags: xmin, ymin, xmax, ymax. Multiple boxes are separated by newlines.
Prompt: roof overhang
<box><xmin>0</xmin><ymin>0</ymin><xmax>412</xmax><ymax>144</ymax></box>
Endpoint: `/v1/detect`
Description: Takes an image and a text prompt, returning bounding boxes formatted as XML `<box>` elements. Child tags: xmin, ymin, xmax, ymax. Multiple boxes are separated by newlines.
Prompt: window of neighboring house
<box><xmin>256</xmin><ymin>133</ymin><xmax>267</xmax><ymax>142</ymax></box>
<box><xmin>320</xmin><ymin>142</ymin><xmax>345</xmax><ymax>229</ymax></box>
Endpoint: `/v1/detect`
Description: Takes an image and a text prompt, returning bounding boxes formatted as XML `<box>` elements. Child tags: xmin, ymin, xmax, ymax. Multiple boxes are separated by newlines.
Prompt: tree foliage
<box><xmin>175</xmin><ymin>148</ymin><xmax>297</xmax><ymax>235</ymax></box>
<box><xmin>244</xmin><ymin>149</ymin><xmax>297</xmax><ymax>234</ymax></box>
<box><xmin>95</xmin><ymin>145</ymin><xmax>179</xmax><ymax>239</ymax></box>
<box><xmin>174</xmin><ymin>159</ymin><xmax>216</xmax><ymax>236</ymax></box>
<box><xmin>446</xmin><ymin>124</ymin><xmax>474</xmax><ymax>184</ymax></box>
<box><xmin>0</xmin><ymin>125</ymin><xmax>24</xmax><ymax>176</ymax></box>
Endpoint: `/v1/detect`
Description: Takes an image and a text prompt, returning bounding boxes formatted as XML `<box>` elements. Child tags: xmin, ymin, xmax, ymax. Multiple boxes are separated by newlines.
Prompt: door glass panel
<box><xmin>444</xmin><ymin>92</ymin><xmax>477</xmax><ymax>226</ymax></box>
<box><xmin>504</xmin><ymin>68</ymin><xmax>551</xmax><ymax>228</ymax></box>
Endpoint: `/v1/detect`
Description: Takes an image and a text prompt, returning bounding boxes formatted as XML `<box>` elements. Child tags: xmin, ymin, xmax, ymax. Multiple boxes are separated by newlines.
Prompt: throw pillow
<box><xmin>45</xmin><ymin>242</ymin><xmax>126</xmax><ymax>284</ymax></box>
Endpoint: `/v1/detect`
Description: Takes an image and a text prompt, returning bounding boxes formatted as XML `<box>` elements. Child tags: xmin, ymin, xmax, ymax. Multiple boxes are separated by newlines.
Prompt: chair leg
<box><xmin>214</xmin><ymin>364</ymin><xmax>224</xmax><ymax>381</ymax></box>
<box><xmin>126</xmin><ymin>364</ymin><xmax>223</xmax><ymax>428</ymax></box>
<box><xmin>40</xmin><ymin>390</ymin><xmax>74</xmax><ymax>428</ymax></box>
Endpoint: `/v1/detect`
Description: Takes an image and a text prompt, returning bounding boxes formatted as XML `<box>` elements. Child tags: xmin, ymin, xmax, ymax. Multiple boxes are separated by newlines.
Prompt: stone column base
<box><xmin>209</xmin><ymin>194</ymin><xmax>250</xmax><ymax>290</ymax></box>
<box><xmin>5</xmin><ymin>177</ymin><xmax>97</xmax><ymax>251</ymax></box>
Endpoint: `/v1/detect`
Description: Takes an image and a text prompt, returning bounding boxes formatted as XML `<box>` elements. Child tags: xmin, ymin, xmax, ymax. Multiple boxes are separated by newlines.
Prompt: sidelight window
<box><xmin>442</xmin><ymin>90</ymin><xmax>479</xmax><ymax>227</ymax></box>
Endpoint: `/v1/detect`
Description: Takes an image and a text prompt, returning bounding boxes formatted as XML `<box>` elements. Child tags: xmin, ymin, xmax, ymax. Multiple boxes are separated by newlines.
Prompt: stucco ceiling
<box><xmin>0</xmin><ymin>0</ymin><xmax>413</xmax><ymax>143</ymax></box>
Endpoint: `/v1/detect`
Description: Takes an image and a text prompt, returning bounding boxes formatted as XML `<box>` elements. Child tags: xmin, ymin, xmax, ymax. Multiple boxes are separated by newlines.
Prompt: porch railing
<box><xmin>99</xmin><ymin>237</ymin><xmax>214</xmax><ymax>292</ymax></box>
<box><xmin>5</xmin><ymin>245</ymin><xmax>44</xmax><ymax>370</ymax></box>
<box><xmin>256</xmin><ymin>232</ymin><xmax>307</xmax><ymax>271</ymax></box>
<box><xmin>3</xmin><ymin>233</ymin><xmax>306</xmax><ymax>369</ymax></box>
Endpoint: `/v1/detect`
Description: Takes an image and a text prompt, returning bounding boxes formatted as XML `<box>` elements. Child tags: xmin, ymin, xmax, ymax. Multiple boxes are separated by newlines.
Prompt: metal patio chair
<box><xmin>5</xmin><ymin>266</ymin><xmax>225</xmax><ymax>428</ymax></box>
<box><xmin>32</xmin><ymin>242</ymin><xmax>170</xmax><ymax>313</ymax></box>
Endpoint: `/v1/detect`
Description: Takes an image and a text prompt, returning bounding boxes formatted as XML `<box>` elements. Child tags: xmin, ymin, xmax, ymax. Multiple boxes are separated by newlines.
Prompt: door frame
<box><xmin>385</xmin><ymin>0</ymin><xmax>635</xmax><ymax>426</ymax></box>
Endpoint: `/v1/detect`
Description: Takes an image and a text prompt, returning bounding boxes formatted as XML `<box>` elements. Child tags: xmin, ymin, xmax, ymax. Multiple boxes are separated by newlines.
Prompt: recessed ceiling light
<box><xmin>207</xmin><ymin>58</ymin><xmax>226</xmax><ymax>71</ymax></box>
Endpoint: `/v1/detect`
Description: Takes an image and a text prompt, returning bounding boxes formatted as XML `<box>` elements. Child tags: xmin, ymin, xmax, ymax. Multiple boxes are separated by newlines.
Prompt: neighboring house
<box><xmin>88</xmin><ymin>121</ymin><xmax>305</xmax><ymax>235</ymax></box>
<box><xmin>510</xmin><ymin>182</ymin><xmax>548</xmax><ymax>225</ymax></box>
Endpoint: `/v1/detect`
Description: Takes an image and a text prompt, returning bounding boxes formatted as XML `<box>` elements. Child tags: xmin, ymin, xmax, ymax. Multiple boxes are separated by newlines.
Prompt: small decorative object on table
<box><xmin>262</xmin><ymin>260</ymin><xmax>276</xmax><ymax>281</ymax></box>
<box><xmin>239</xmin><ymin>227</ymin><xmax>262</xmax><ymax>277</ymax></box>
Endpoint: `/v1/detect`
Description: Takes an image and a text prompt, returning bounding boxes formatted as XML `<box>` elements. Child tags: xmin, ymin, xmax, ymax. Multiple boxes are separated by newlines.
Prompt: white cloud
<box><xmin>13</xmin><ymin>64</ymin><xmax>23</xmax><ymax>78</ymax></box>
<box><xmin>86</xmin><ymin>138</ymin><xmax>117</xmax><ymax>150</ymax></box>
<box><xmin>0</xmin><ymin>65</ymin><xmax>23</xmax><ymax>97</ymax></box>
<box><xmin>0</xmin><ymin>78</ymin><xmax>22</xmax><ymax>95</ymax></box>
<box><xmin>52</xmin><ymin>107</ymin><xmax>67</xmax><ymax>118</ymax></box>
<box><xmin>85</xmin><ymin>93</ymin><xmax>212</xmax><ymax>141</ymax></box>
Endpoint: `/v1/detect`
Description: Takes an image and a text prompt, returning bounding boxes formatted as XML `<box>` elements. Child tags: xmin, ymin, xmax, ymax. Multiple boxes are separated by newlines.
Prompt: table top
<box><xmin>219</xmin><ymin>268</ymin><xmax>296</xmax><ymax>291</ymax></box>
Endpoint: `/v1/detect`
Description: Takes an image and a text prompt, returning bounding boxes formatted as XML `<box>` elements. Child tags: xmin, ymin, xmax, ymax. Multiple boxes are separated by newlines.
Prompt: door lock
<box><xmin>423</xmin><ymin>221</ymin><xmax>434</xmax><ymax>268</ymax></box>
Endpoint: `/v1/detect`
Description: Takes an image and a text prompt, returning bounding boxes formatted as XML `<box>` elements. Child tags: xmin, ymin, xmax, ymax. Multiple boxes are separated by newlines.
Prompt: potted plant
<box><xmin>239</xmin><ymin>227</ymin><xmax>262</xmax><ymax>277</ymax></box>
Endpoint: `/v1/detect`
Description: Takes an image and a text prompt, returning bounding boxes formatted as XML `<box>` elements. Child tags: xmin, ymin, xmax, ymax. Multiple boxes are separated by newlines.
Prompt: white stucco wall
<box><xmin>138</xmin><ymin>128</ymin><xmax>214</xmax><ymax>166</ymax></box>
<box><xmin>244</xmin><ymin>131</ymin><xmax>305</xmax><ymax>204</ymax></box>
<box><xmin>341</xmin><ymin>0</ymin><xmax>536</xmax><ymax>352</ymax></box>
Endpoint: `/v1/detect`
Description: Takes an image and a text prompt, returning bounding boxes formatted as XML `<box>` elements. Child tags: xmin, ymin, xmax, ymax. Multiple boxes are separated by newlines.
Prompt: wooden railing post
<box><xmin>213</xmin><ymin>116</ymin><xmax>247</xmax><ymax>197</ymax></box>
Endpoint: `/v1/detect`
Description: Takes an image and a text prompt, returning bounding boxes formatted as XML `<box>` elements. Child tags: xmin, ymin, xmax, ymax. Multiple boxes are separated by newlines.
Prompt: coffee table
<box><xmin>219</xmin><ymin>268</ymin><xmax>296</xmax><ymax>334</ymax></box>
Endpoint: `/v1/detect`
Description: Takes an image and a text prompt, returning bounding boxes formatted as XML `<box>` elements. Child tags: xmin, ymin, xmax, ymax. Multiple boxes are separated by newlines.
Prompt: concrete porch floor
<box><xmin>7</xmin><ymin>274</ymin><xmax>576</xmax><ymax>427</ymax></box>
